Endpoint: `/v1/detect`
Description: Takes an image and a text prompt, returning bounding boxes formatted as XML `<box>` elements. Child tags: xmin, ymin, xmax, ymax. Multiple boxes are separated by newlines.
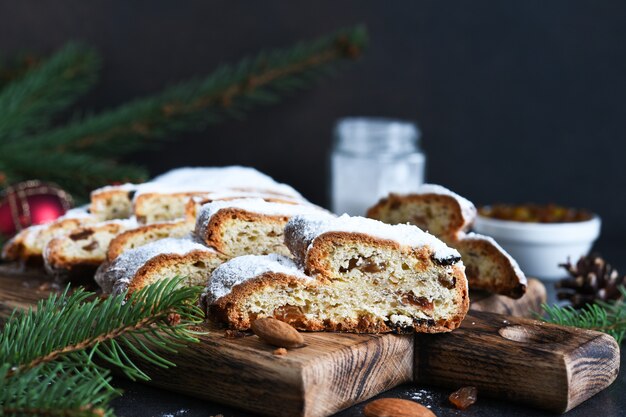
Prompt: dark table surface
<box><xmin>111</xmin><ymin>339</ymin><xmax>624</xmax><ymax>417</ymax></box>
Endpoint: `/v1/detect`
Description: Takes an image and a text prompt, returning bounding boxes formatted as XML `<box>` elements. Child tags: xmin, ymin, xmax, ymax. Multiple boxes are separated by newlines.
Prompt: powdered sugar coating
<box><xmin>89</xmin><ymin>167</ymin><xmax>306</xmax><ymax>208</ymax></box>
<box><xmin>90</xmin><ymin>182</ymin><xmax>138</xmax><ymax>197</ymax></box>
<box><xmin>413</xmin><ymin>183</ymin><xmax>477</xmax><ymax>228</ymax></box>
<box><xmin>193</xmin><ymin>189</ymin><xmax>305</xmax><ymax>204</ymax></box>
<box><xmin>95</xmin><ymin>237</ymin><xmax>217</xmax><ymax>295</ymax></box>
<box><xmin>286</xmin><ymin>213</ymin><xmax>461</xmax><ymax>263</ymax></box>
<box><xmin>136</xmin><ymin>166</ymin><xmax>304</xmax><ymax>200</ymax></box>
<box><xmin>204</xmin><ymin>254</ymin><xmax>310</xmax><ymax>305</ymax></box>
<box><xmin>195</xmin><ymin>198</ymin><xmax>326</xmax><ymax>239</ymax></box>
<box><xmin>21</xmin><ymin>224</ymin><xmax>48</xmax><ymax>248</ymax></box>
<box><xmin>61</xmin><ymin>205</ymin><xmax>92</xmax><ymax>219</ymax></box>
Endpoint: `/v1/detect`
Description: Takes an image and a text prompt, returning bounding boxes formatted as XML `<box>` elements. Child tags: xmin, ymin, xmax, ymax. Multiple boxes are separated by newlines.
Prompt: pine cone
<box><xmin>556</xmin><ymin>253</ymin><xmax>626</xmax><ymax>308</ymax></box>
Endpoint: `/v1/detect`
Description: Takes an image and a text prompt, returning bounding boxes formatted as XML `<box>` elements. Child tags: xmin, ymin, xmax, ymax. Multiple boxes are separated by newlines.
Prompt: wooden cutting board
<box><xmin>0</xmin><ymin>267</ymin><xmax>618</xmax><ymax>417</ymax></box>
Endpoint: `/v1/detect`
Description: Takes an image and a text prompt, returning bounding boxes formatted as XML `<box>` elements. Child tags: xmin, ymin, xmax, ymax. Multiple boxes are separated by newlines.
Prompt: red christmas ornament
<box><xmin>0</xmin><ymin>180</ymin><xmax>73</xmax><ymax>237</ymax></box>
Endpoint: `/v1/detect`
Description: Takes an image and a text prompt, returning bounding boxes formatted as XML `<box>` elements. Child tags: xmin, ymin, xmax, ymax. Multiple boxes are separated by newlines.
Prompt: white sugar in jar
<box><xmin>330</xmin><ymin>118</ymin><xmax>425</xmax><ymax>216</ymax></box>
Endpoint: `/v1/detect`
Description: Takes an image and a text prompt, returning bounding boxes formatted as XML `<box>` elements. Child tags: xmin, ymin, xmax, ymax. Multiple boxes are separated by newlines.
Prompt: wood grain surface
<box><xmin>415</xmin><ymin>310</ymin><xmax>620</xmax><ymax>413</ymax></box>
<box><xmin>0</xmin><ymin>265</ymin><xmax>619</xmax><ymax>416</ymax></box>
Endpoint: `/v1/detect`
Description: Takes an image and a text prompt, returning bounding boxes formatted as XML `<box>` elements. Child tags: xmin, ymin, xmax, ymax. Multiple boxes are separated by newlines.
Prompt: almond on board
<box><xmin>251</xmin><ymin>317</ymin><xmax>305</xmax><ymax>348</ymax></box>
<box><xmin>363</xmin><ymin>398</ymin><xmax>437</xmax><ymax>417</ymax></box>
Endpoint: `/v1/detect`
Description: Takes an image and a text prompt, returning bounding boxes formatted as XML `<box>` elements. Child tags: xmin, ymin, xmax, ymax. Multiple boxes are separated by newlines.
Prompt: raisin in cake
<box><xmin>44</xmin><ymin>218</ymin><xmax>138</xmax><ymax>275</ymax></box>
<box><xmin>2</xmin><ymin>206</ymin><xmax>97</xmax><ymax>264</ymax></box>
<box><xmin>107</xmin><ymin>219</ymin><xmax>194</xmax><ymax>261</ymax></box>
<box><xmin>206</xmin><ymin>214</ymin><xmax>469</xmax><ymax>333</ymax></box>
<box><xmin>195</xmin><ymin>198</ymin><xmax>327</xmax><ymax>257</ymax></box>
<box><xmin>96</xmin><ymin>237</ymin><xmax>225</xmax><ymax>296</ymax></box>
<box><xmin>367</xmin><ymin>184</ymin><xmax>527</xmax><ymax>298</ymax></box>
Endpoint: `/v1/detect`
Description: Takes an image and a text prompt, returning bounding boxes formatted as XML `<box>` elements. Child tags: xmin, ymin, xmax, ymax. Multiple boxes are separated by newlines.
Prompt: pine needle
<box><xmin>0</xmin><ymin>277</ymin><xmax>205</xmax><ymax>380</ymax></box>
<box><xmin>0</xmin><ymin>25</ymin><xmax>367</xmax><ymax>197</ymax></box>
<box><xmin>0</xmin><ymin>361</ymin><xmax>117</xmax><ymax>417</ymax></box>
<box><xmin>0</xmin><ymin>277</ymin><xmax>206</xmax><ymax>415</ymax></box>
<box><xmin>540</xmin><ymin>286</ymin><xmax>626</xmax><ymax>344</ymax></box>
<box><xmin>0</xmin><ymin>43</ymin><xmax>100</xmax><ymax>142</ymax></box>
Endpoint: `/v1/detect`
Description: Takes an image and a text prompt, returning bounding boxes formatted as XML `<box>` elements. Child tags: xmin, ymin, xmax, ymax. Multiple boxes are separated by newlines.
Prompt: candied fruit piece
<box><xmin>449</xmin><ymin>386</ymin><xmax>477</xmax><ymax>410</ymax></box>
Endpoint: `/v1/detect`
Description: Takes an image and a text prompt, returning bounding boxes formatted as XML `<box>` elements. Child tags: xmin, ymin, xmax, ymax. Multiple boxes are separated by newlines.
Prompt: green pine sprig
<box><xmin>0</xmin><ymin>277</ymin><xmax>206</xmax><ymax>416</ymax></box>
<box><xmin>0</xmin><ymin>43</ymin><xmax>100</xmax><ymax>142</ymax></box>
<box><xmin>540</xmin><ymin>286</ymin><xmax>626</xmax><ymax>343</ymax></box>
<box><xmin>0</xmin><ymin>25</ymin><xmax>367</xmax><ymax>198</ymax></box>
<box><xmin>0</xmin><ymin>361</ymin><xmax>117</xmax><ymax>417</ymax></box>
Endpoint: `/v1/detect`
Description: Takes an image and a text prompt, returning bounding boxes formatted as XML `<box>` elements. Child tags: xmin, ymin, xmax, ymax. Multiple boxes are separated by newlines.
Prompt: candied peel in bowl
<box><xmin>479</xmin><ymin>204</ymin><xmax>592</xmax><ymax>223</ymax></box>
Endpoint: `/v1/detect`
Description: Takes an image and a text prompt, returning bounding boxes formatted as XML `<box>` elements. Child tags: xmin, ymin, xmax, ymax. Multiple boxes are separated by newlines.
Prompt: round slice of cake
<box><xmin>95</xmin><ymin>237</ymin><xmax>226</xmax><ymax>296</ymax></box>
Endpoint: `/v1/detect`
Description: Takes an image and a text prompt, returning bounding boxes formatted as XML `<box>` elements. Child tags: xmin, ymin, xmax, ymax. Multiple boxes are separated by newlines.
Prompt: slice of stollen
<box><xmin>284</xmin><ymin>213</ymin><xmax>469</xmax><ymax>332</ymax></box>
<box><xmin>44</xmin><ymin>218</ymin><xmax>138</xmax><ymax>276</ymax></box>
<box><xmin>106</xmin><ymin>219</ymin><xmax>194</xmax><ymax>261</ymax></box>
<box><xmin>96</xmin><ymin>237</ymin><xmax>226</xmax><ymax>296</ymax></box>
<box><xmin>195</xmin><ymin>198</ymin><xmax>328</xmax><ymax>257</ymax></box>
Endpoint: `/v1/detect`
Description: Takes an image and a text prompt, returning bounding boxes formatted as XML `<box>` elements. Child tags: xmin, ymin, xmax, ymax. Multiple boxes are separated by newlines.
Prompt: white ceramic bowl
<box><xmin>473</xmin><ymin>214</ymin><xmax>601</xmax><ymax>280</ymax></box>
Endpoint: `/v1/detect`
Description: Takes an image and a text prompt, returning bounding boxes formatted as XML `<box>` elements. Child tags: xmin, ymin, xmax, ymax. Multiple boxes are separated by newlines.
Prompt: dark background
<box><xmin>1</xmin><ymin>1</ymin><xmax>625</xmax><ymax>255</ymax></box>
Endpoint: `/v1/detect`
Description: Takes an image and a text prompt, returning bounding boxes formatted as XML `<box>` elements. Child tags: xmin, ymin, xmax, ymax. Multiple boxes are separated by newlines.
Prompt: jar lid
<box><xmin>334</xmin><ymin>117</ymin><xmax>421</xmax><ymax>155</ymax></box>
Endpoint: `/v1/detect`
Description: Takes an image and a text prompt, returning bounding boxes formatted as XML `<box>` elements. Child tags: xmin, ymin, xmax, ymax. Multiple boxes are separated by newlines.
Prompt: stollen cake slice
<box><xmin>133</xmin><ymin>166</ymin><xmax>306</xmax><ymax>224</ymax></box>
<box><xmin>195</xmin><ymin>198</ymin><xmax>327</xmax><ymax>257</ymax></box>
<box><xmin>95</xmin><ymin>237</ymin><xmax>226</xmax><ymax>296</ymax></box>
<box><xmin>454</xmin><ymin>232</ymin><xmax>527</xmax><ymax>298</ymax></box>
<box><xmin>1</xmin><ymin>206</ymin><xmax>97</xmax><ymax>264</ymax></box>
<box><xmin>184</xmin><ymin>190</ymin><xmax>308</xmax><ymax>222</ymax></box>
<box><xmin>282</xmin><ymin>215</ymin><xmax>468</xmax><ymax>333</ymax></box>
<box><xmin>90</xmin><ymin>183</ymin><xmax>138</xmax><ymax>221</ymax></box>
<box><xmin>366</xmin><ymin>184</ymin><xmax>476</xmax><ymax>239</ymax></box>
<box><xmin>206</xmin><ymin>215</ymin><xmax>468</xmax><ymax>333</ymax></box>
<box><xmin>106</xmin><ymin>219</ymin><xmax>194</xmax><ymax>261</ymax></box>
<box><xmin>367</xmin><ymin>184</ymin><xmax>527</xmax><ymax>298</ymax></box>
<box><xmin>44</xmin><ymin>218</ymin><xmax>138</xmax><ymax>275</ymax></box>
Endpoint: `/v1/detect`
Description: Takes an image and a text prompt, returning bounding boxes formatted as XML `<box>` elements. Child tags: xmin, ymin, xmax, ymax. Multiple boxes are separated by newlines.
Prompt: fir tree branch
<box><xmin>0</xmin><ymin>26</ymin><xmax>367</xmax><ymax>195</ymax></box>
<box><xmin>0</xmin><ymin>361</ymin><xmax>117</xmax><ymax>417</ymax></box>
<box><xmin>0</xmin><ymin>43</ymin><xmax>100</xmax><ymax>141</ymax></box>
<box><xmin>540</xmin><ymin>286</ymin><xmax>626</xmax><ymax>343</ymax></box>
<box><xmin>0</xmin><ymin>150</ymin><xmax>147</xmax><ymax>197</ymax></box>
<box><xmin>0</xmin><ymin>54</ymin><xmax>41</xmax><ymax>90</ymax></box>
<box><xmin>1</xmin><ymin>277</ymin><xmax>205</xmax><ymax>381</ymax></box>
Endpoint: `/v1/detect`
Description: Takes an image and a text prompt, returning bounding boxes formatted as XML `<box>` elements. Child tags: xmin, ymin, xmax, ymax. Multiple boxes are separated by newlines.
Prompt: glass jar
<box><xmin>330</xmin><ymin>117</ymin><xmax>426</xmax><ymax>216</ymax></box>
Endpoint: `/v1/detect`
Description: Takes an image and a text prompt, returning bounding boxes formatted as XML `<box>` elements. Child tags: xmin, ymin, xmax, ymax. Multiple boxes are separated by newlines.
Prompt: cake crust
<box><xmin>107</xmin><ymin>219</ymin><xmax>193</xmax><ymax>261</ymax></box>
